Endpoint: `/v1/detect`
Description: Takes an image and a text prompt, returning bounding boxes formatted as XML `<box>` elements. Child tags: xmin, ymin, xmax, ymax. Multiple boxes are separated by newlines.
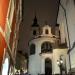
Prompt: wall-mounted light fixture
<box><xmin>57</xmin><ymin>55</ymin><xmax>63</xmax><ymax>75</ymax></box>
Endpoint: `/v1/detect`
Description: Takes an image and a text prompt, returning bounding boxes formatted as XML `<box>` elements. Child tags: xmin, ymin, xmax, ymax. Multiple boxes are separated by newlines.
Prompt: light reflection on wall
<box><xmin>2</xmin><ymin>58</ymin><xmax>9</xmax><ymax>75</ymax></box>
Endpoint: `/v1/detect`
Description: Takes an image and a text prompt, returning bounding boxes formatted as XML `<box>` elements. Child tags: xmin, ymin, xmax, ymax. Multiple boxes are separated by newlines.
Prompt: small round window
<box><xmin>45</xmin><ymin>29</ymin><xmax>49</xmax><ymax>34</ymax></box>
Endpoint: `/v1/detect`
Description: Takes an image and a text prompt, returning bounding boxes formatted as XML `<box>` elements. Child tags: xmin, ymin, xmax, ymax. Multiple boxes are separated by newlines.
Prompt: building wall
<box><xmin>29</xmin><ymin>25</ymin><xmax>67</xmax><ymax>75</ymax></box>
<box><xmin>0</xmin><ymin>0</ymin><xmax>9</xmax><ymax>31</ymax></box>
<box><xmin>57</xmin><ymin>0</ymin><xmax>75</xmax><ymax>73</ymax></box>
<box><xmin>0</xmin><ymin>33</ymin><xmax>6</xmax><ymax>68</ymax></box>
<box><xmin>0</xmin><ymin>0</ymin><xmax>10</xmax><ymax>68</ymax></box>
<box><xmin>53</xmin><ymin>49</ymin><xmax>67</xmax><ymax>74</ymax></box>
<box><xmin>29</xmin><ymin>37</ymin><xmax>67</xmax><ymax>74</ymax></box>
<box><xmin>0</xmin><ymin>0</ymin><xmax>22</xmax><ymax>74</ymax></box>
<box><xmin>65</xmin><ymin>0</ymin><xmax>75</xmax><ymax>69</ymax></box>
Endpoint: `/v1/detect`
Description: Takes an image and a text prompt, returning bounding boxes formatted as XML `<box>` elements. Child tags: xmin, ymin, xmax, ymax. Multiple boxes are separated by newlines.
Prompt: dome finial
<box><xmin>31</xmin><ymin>11</ymin><xmax>39</xmax><ymax>27</ymax></box>
<box><xmin>34</xmin><ymin>10</ymin><xmax>37</xmax><ymax>22</ymax></box>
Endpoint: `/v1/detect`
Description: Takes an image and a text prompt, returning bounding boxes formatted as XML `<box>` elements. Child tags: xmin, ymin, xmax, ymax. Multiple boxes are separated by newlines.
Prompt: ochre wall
<box><xmin>0</xmin><ymin>33</ymin><xmax>6</xmax><ymax>67</ymax></box>
<box><xmin>0</xmin><ymin>0</ymin><xmax>9</xmax><ymax>68</ymax></box>
<box><xmin>0</xmin><ymin>0</ymin><xmax>9</xmax><ymax>31</ymax></box>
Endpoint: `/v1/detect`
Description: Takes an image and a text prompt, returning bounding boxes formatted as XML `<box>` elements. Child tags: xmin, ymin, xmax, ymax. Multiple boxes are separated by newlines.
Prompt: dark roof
<box><xmin>56</xmin><ymin>24</ymin><xmax>59</xmax><ymax>27</ymax></box>
<box><xmin>32</xmin><ymin>16</ymin><xmax>39</xmax><ymax>27</ymax></box>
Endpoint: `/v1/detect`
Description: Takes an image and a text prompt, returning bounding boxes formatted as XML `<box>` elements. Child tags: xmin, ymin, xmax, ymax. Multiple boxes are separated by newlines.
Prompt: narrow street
<box><xmin>0</xmin><ymin>0</ymin><xmax>75</xmax><ymax>75</ymax></box>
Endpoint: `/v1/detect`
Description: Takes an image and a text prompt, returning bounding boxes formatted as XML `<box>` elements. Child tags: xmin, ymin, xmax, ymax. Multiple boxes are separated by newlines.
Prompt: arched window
<box><xmin>41</xmin><ymin>42</ymin><xmax>52</xmax><ymax>53</ymax></box>
<box><xmin>45</xmin><ymin>29</ymin><xmax>49</xmax><ymax>34</ymax></box>
<box><xmin>45</xmin><ymin>58</ymin><xmax>52</xmax><ymax>74</ymax></box>
<box><xmin>33</xmin><ymin>30</ymin><xmax>36</xmax><ymax>35</ymax></box>
<box><xmin>30</xmin><ymin>44</ymin><xmax>35</xmax><ymax>55</ymax></box>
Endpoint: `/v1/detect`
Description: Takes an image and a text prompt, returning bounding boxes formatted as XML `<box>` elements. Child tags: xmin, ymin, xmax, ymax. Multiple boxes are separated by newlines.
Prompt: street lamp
<box><xmin>57</xmin><ymin>56</ymin><xmax>63</xmax><ymax>75</ymax></box>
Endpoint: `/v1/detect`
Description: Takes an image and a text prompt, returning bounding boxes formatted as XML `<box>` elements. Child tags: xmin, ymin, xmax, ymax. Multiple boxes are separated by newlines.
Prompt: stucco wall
<box><xmin>29</xmin><ymin>28</ymin><xmax>67</xmax><ymax>74</ymax></box>
<box><xmin>57</xmin><ymin>0</ymin><xmax>75</xmax><ymax>72</ymax></box>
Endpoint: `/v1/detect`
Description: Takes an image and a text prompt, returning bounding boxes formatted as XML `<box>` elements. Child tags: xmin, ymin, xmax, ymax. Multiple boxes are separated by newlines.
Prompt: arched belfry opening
<box><xmin>45</xmin><ymin>58</ymin><xmax>52</xmax><ymax>75</ymax></box>
<box><xmin>41</xmin><ymin>42</ymin><xmax>52</xmax><ymax>53</ymax></box>
<box><xmin>28</xmin><ymin>16</ymin><xmax>68</xmax><ymax>75</ymax></box>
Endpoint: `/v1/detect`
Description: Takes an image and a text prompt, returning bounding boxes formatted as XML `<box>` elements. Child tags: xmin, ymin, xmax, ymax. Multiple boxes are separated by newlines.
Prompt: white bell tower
<box><xmin>31</xmin><ymin>16</ymin><xmax>40</xmax><ymax>38</ymax></box>
<box><xmin>28</xmin><ymin>23</ymin><xmax>67</xmax><ymax>75</ymax></box>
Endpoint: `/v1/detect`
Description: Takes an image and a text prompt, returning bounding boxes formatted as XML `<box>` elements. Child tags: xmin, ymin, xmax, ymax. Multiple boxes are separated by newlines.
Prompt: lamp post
<box><xmin>57</xmin><ymin>56</ymin><xmax>63</xmax><ymax>75</ymax></box>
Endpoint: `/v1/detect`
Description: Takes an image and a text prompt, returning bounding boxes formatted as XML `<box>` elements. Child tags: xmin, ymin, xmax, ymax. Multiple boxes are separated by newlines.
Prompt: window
<box><xmin>45</xmin><ymin>29</ymin><xmax>49</xmax><ymax>34</ymax></box>
<box><xmin>30</xmin><ymin>44</ymin><xmax>35</xmax><ymax>55</ymax></box>
<box><xmin>41</xmin><ymin>42</ymin><xmax>52</xmax><ymax>53</ymax></box>
<box><xmin>74</xmin><ymin>0</ymin><xmax>75</xmax><ymax>5</ymax></box>
<box><xmin>33</xmin><ymin>30</ymin><xmax>36</xmax><ymax>35</ymax></box>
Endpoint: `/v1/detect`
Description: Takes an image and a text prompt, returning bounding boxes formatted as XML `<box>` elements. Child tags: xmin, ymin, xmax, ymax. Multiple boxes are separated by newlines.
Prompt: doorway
<box><xmin>45</xmin><ymin>58</ymin><xmax>52</xmax><ymax>75</ymax></box>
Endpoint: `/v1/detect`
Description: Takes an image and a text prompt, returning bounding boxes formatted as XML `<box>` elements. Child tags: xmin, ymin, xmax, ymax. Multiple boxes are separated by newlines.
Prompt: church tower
<box><xmin>31</xmin><ymin>16</ymin><xmax>40</xmax><ymax>38</ymax></box>
<box><xmin>28</xmin><ymin>20</ymin><xmax>67</xmax><ymax>75</ymax></box>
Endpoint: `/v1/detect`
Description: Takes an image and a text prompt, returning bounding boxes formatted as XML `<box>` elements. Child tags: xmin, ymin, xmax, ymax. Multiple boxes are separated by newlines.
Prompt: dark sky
<box><xmin>17</xmin><ymin>0</ymin><xmax>59</xmax><ymax>53</ymax></box>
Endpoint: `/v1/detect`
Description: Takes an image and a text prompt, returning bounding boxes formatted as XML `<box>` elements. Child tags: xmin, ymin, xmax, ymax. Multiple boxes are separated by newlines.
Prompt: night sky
<box><xmin>17</xmin><ymin>0</ymin><xmax>59</xmax><ymax>53</ymax></box>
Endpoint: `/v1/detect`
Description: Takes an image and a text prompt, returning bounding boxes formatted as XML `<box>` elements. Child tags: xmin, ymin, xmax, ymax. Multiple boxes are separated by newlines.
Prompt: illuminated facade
<box><xmin>57</xmin><ymin>0</ymin><xmax>75</xmax><ymax>74</ymax></box>
<box><xmin>28</xmin><ymin>16</ymin><xmax>67</xmax><ymax>75</ymax></box>
<box><xmin>0</xmin><ymin>0</ymin><xmax>22</xmax><ymax>75</ymax></box>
